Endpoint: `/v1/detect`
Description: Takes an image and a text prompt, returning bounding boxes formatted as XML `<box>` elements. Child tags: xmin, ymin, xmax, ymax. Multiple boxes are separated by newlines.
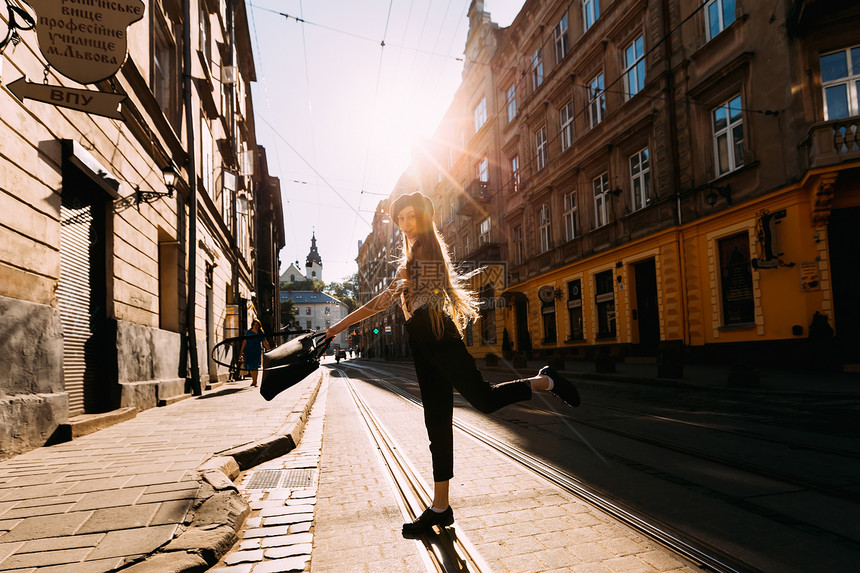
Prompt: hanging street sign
<box><xmin>26</xmin><ymin>0</ymin><xmax>144</xmax><ymax>84</ymax></box>
<box><xmin>7</xmin><ymin>77</ymin><xmax>125</xmax><ymax>120</ymax></box>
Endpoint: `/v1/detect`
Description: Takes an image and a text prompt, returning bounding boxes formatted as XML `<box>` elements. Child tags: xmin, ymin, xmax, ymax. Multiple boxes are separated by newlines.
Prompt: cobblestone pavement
<box><xmin>0</xmin><ymin>377</ymin><xmax>319</xmax><ymax>573</ymax></box>
<box><xmin>210</xmin><ymin>377</ymin><xmax>331</xmax><ymax>573</ymax></box>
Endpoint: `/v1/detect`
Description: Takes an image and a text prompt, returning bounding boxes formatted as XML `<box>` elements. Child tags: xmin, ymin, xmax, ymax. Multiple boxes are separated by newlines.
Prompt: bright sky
<box><xmin>246</xmin><ymin>0</ymin><xmax>525</xmax><ymax>283</ymax></box>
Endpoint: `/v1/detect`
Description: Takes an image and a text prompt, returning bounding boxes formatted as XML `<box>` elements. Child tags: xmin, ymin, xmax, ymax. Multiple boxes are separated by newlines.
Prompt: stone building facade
<box><xmin>0</xmin><ymin>0</ymin><xmax>276</xmax><ymax>458</ymax></box>
<box><xmin>372</xmin><ymin>0</ymin><xmax>860</xmax><ymax>371</ymax></box>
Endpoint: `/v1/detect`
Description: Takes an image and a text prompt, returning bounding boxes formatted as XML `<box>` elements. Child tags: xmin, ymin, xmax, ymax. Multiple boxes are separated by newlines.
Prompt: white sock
<box><xmin>430</xmin><ymin>506</ymin><xmax>447</xmax><ymax>513</ymax></box>
<box><xmin>543</xmin><ymin>375</ymin><xmax>554</xmax><ymax>390</ymax></box>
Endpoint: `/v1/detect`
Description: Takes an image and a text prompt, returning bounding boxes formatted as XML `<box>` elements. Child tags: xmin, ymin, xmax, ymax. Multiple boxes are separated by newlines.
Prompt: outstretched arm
<box><xmin>326</xmin><ymin>270</ymin><xmax>408</xmax><ymax>339</ymax></box>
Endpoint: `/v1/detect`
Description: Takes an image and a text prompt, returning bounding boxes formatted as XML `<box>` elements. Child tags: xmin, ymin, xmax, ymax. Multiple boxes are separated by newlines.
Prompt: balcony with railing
<box><xmin>804</xmin><ymin>118</ymin><xmax>860</xmax><ymax>169</ymax></box>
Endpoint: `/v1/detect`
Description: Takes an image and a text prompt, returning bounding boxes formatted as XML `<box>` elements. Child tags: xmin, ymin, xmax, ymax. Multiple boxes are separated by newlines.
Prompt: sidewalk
<box><xmin>0</xmin><ymin>373</ymin><xmax>324</xmax><ymax>573</ymax></box>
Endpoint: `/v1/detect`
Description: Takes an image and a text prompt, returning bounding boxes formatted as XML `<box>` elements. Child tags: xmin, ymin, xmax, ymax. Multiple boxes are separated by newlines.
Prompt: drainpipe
<box><xmin>661</xmin><ymin>0</ymin><xmax>688</xmax><ymax>346</ymax></box>
<box><xmin>184</xmin><ymin>0</ymin><xmax>201</xmax><ymax>394</ymax></box>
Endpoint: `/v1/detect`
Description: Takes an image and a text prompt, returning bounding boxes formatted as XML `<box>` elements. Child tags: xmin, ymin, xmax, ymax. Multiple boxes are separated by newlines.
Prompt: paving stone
<box><xmin>85</xmin><ymin>525</ymin><xmax>178</xmax><ymax>559</ymax></box>
<box><xmin>262</xmin><ymin>513</ymin><xmax>314</xmax><ymax>527</ymax></box>
<box><xmin>120</xmin><ymin>551</ymin><xmax>208</xmax><ymax>573</ymax></box>
<box><xmin>224</xmin><ymin>549</ymin><xmax>264</xmax><ymax>565</ymax></box>
<box><xmin>252</xmin><ymin>555</ymin><xmax>310</xmax><ymax>573</ymax></box>
<box><xmin>260</xmin><ymin>532</ymin><xmax>313</xmax><ymax>548</ymax></box>
<box><xmin>0</xmin><ymin>547</ymin><xmax>92</xmax><ymax>569</ymax></box>
<box><xmin>150</xmin><ymin>500</ymin><xmax>194</xmax><ymax>525</ymax></box>
<box><xmin>76</xmin><ymin>504</ymin><xmax>160</xmax><ymax>534</ymax></box>
<box><xmin>70</xmin><ymin>488</ymin><xmax>147</xmax><ymax>511</ymax></box>
<box><xmin>0</xmin><ymin>484</ymin><xmax>73</xmax><ymax>502</ymax></box>
<box><xmin>0</xmin><ymin>503</ymin><xmax>78</xmax><ymax>520</ymax></box>
<box><xmin>19</xmin><ymin>532</ymin><xmax>105</xmax><ymax>552</ymax></box>
<box><xmin>259</xmin><ymin>504</ymin><xmax>314</xmax><ymax>518</ymax></box>
<box><xmin>287</xmin><ymin>521</ymin><xmax>311</xmax><ymax>534</ymax></box>
<box><xmin>37</xmin><ymin>557</ymin><xmax>127</xmax><ymax>573</ymax></box>
<box><xmin>264</xmin><ymin>543</ymin><xmax>312</xmax><ymax>559</ymax></box>
<box><xmin>241</xmin><ymin>525</ymin><xmax>290</xmax><ymax>538</ymax></box>
<box><xmin>237</xmin><ymin>538</ymin><xmax>261</xmax><ymax>551</ymax></box>
<box><xmin>208</xmin><ymin>565</ymin><xmax>254</xmax><ymax>573</ymax></box>
<box><xmin>0</xmin><ymin>512</ymin><xmax>91</xmax><ymax>542</ymax></box>
<box><xmin>63</xmin><ymin>477</ymin><xmax>133</xmax><ymax>495</ymax></box>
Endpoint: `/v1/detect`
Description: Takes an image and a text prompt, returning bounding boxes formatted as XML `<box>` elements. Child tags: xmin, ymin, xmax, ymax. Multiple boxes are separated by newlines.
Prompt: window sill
<box><xmin>718</xmin><ymin>322</ymin><xmax>755</xmax><ymax>331</ymax></box>
<box><xmin>564</xmin><ymin>338</ymin><xmax>586</xmax><ymax>344</ymax></box>
<box><xmin>595</xmin><ymin>334</ymin><xmax>617</xmax><ymax>341</ymax></box>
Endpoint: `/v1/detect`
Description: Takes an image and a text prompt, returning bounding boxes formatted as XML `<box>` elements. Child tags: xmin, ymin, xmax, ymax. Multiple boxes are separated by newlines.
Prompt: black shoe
<box><xmin>402</xmin><ymin>506</ymin><xmax>454</xmax><ymax>536</ymax></box>
<box><xmin>540</xmin><ymin>366</ymin><xmax>580</xmax><ymax>407</ymax></box>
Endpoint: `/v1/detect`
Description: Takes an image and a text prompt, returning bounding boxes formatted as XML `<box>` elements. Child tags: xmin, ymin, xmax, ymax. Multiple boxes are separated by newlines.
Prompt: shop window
<box><xmin>595</xmin><ymin>270</ymin><xmax>616</xmax><ymax>338</ymax></box>
<box><xmin>567</xmin><ymin>279</ymin><xmax>584</xmax><ymax>341</ymax></box>
<box><xmin>718</xmin><ymin>233</ymin><xmax>754</xmax><ymax>325</ymax></box>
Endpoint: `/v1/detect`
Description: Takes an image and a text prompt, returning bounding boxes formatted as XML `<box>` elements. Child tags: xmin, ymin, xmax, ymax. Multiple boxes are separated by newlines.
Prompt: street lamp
<box><xmin>135</xmin><ymin>164</ymin><xmax>179</xmax><ymax>208</ymax></box>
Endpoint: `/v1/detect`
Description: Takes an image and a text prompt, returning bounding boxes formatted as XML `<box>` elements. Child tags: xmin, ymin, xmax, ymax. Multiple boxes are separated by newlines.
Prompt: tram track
<box><xmin>335</xmin><ymin>361</ymin><xmax>753</xmax><ymax>573</ymax></box>
<box><xmin>333</xmin><ymin>369</ymin><xmax>491</xmax><ymax>573</ymax></box>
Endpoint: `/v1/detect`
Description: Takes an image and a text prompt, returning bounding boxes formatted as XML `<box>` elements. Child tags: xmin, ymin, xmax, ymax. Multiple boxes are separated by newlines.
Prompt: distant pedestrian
<box><xmin>240</xmin><ymin>319</ymin><xmax>270</xmax><ymax>387</ymax></box>
<box><xmin>326</xmin><ymin>192</ymin><xmax>580</xmax><ymax>537</ymax></box>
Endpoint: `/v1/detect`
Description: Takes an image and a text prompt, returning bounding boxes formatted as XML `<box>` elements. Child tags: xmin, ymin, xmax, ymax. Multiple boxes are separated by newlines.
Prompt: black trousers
<box><xmin>406</xmin><ymin>308</ymin><xmax>532</xmax><ymax>481</ymax></box>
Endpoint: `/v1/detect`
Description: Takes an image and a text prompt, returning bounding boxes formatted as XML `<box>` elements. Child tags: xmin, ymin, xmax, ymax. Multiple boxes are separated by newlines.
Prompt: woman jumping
<box><xmin>326</xmin><ymin>192</ymin><xmax>579</xmax><ymax>536</ymax></box>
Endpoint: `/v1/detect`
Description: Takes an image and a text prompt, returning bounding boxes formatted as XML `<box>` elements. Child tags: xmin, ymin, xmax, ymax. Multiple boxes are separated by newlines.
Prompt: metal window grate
<box><xmin>246</xmin><ymin>469</ymin><xmax>316</xmax><ymax>490</ymax></box>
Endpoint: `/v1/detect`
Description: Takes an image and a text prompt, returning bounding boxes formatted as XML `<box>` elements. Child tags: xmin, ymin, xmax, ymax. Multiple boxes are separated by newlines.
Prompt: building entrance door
<box><xmin>633</xmin><ymin>259</ymin><xmax>660</xmax><ymax>356</ymax></box>
<box><xmin>828</xmin><ymin>207</ymin><xmax>860</xmax><ymax>365</ymax></box>
<box><xmin>515</xmin><ymin>299</ymin><xmax>530</xmax><ymax>358</ymax></box>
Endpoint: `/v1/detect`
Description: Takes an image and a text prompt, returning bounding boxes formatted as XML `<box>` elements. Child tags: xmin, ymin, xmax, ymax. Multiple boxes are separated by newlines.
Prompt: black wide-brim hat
<box><xmin>390</xmin><ymin>191</ymin><xmax>434</xmax><ymax>221</ymax></box>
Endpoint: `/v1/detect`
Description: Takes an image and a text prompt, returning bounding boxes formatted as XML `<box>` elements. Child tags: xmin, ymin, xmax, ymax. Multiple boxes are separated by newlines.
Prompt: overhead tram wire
<box><xmin>256</xmin><ymin>113</ymin><xmax>372</xmax><ymax>227</ymax></box>
<box><xmin>249</xmin><ymin>3</ymin><xmax>465</xmax><ymax>63</ymax></box>
<box><xmin>297</xmin><ymin>0</ymin><xmax>324</xmax><ymax>229</ymax></box>
<box><xmin>246</xmin><ymin>0</ymin><xmax>300</xmax><ymax>253</ymax></box>
<box><xmin>352</xmin><ymin>0</ymin><xmax>396</xmax><ymax>259</ymax></box>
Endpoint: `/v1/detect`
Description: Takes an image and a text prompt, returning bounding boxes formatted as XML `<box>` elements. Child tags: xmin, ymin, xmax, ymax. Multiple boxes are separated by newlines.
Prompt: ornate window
<box><xmin>821</xmin><ymin>45</ymin><xmax>860</xmax><ymax>120</ymax></box>
<box><xmin>588</xmin><ymin>73</ymin><xmax>605</xmax><ymax>128</ymax></box>
<box><xmin>630</xmin><ymin>148</ymin><xmax>651</xmax><ymax>211</ymax></box>
<box><xmin>705</xmin><ymin>0</ymin><xmax>736</xmax><ymax>41</ymax></box>
<box><xmin>623</xmin><ymin>35</ymin><xmax>645</xmax><ymax>99</ymax></box>
<box><xmin>506</xmin><ymin>83</ymin><xmax>517</xmax><ymax>122</ymax></box>
<box><xmin>539</xmin><ymin>204</ymin><xmax>552</xmax><ymax>253</ymax></box>
<box><xmin>560</xmin><ymin>102</ymin><xmax>574</xmax><ymax>151</ymax></box>
<box><xmin>554</xmin><ymin>14</ymin><xmax>569</xmax><ymax>64</ymax></box>
<box><xmin>713</xmin><ymin>95</ymin><xmax>744</xmax><ymax>175</ymax></box>
<box><xmin>583</xmin><ymin>0</ymin><xmax>599</xmax><ymax>32</ymax></box>
<box><xmin>536</xmin><ymin>127</ymin><xmax>548</xmax><ymax>170</ymax></box>
<box><xmin>532</xmin><ymin>48</ymin><xmax>544</xmax><ymax>91</ymax></box>
<box><xmin>593</xmin><ymin>172</ymin><xmax>609</xmax><ymax>228</ymax></box>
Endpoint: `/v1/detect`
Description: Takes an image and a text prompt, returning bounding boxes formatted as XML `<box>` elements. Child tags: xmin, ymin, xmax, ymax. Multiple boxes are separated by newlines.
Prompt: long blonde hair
<box><xmin>399</xmin><ymin>214</ymin><xmax>479</xmax><ymax>339</ymax></box>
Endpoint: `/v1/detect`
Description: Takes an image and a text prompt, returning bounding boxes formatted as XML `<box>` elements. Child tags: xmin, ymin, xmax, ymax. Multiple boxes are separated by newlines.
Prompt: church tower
<box><xmin>305</xmin><ymin>233</ymin><xmax>323</xmax><ymax>281</ymax></box>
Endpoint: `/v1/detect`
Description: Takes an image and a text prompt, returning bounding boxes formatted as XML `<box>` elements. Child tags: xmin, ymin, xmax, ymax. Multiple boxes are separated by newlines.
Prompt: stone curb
<box><xmin>118</xmin><ymin>372</ymin><xmax>325</xmax><ymax>572</ymax></box>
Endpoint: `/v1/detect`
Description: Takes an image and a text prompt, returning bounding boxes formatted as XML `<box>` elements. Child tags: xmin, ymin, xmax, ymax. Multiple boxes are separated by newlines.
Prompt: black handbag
<box><xmin>259</xmin><ymin>332</ymin><xmax>331</xmax><ymax>401</ymax></box>
<box><xmin>210</xmin><ymin>330</ymin><xmax>331</xmax><ymax>401</ymax></box>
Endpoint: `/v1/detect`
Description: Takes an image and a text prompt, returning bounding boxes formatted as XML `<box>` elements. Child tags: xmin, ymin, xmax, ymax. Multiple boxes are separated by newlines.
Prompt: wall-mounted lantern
<box><xmin>135</xmin><ymin>164</ymin><xmax>179</xmax><ymax>208</ymax></box>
